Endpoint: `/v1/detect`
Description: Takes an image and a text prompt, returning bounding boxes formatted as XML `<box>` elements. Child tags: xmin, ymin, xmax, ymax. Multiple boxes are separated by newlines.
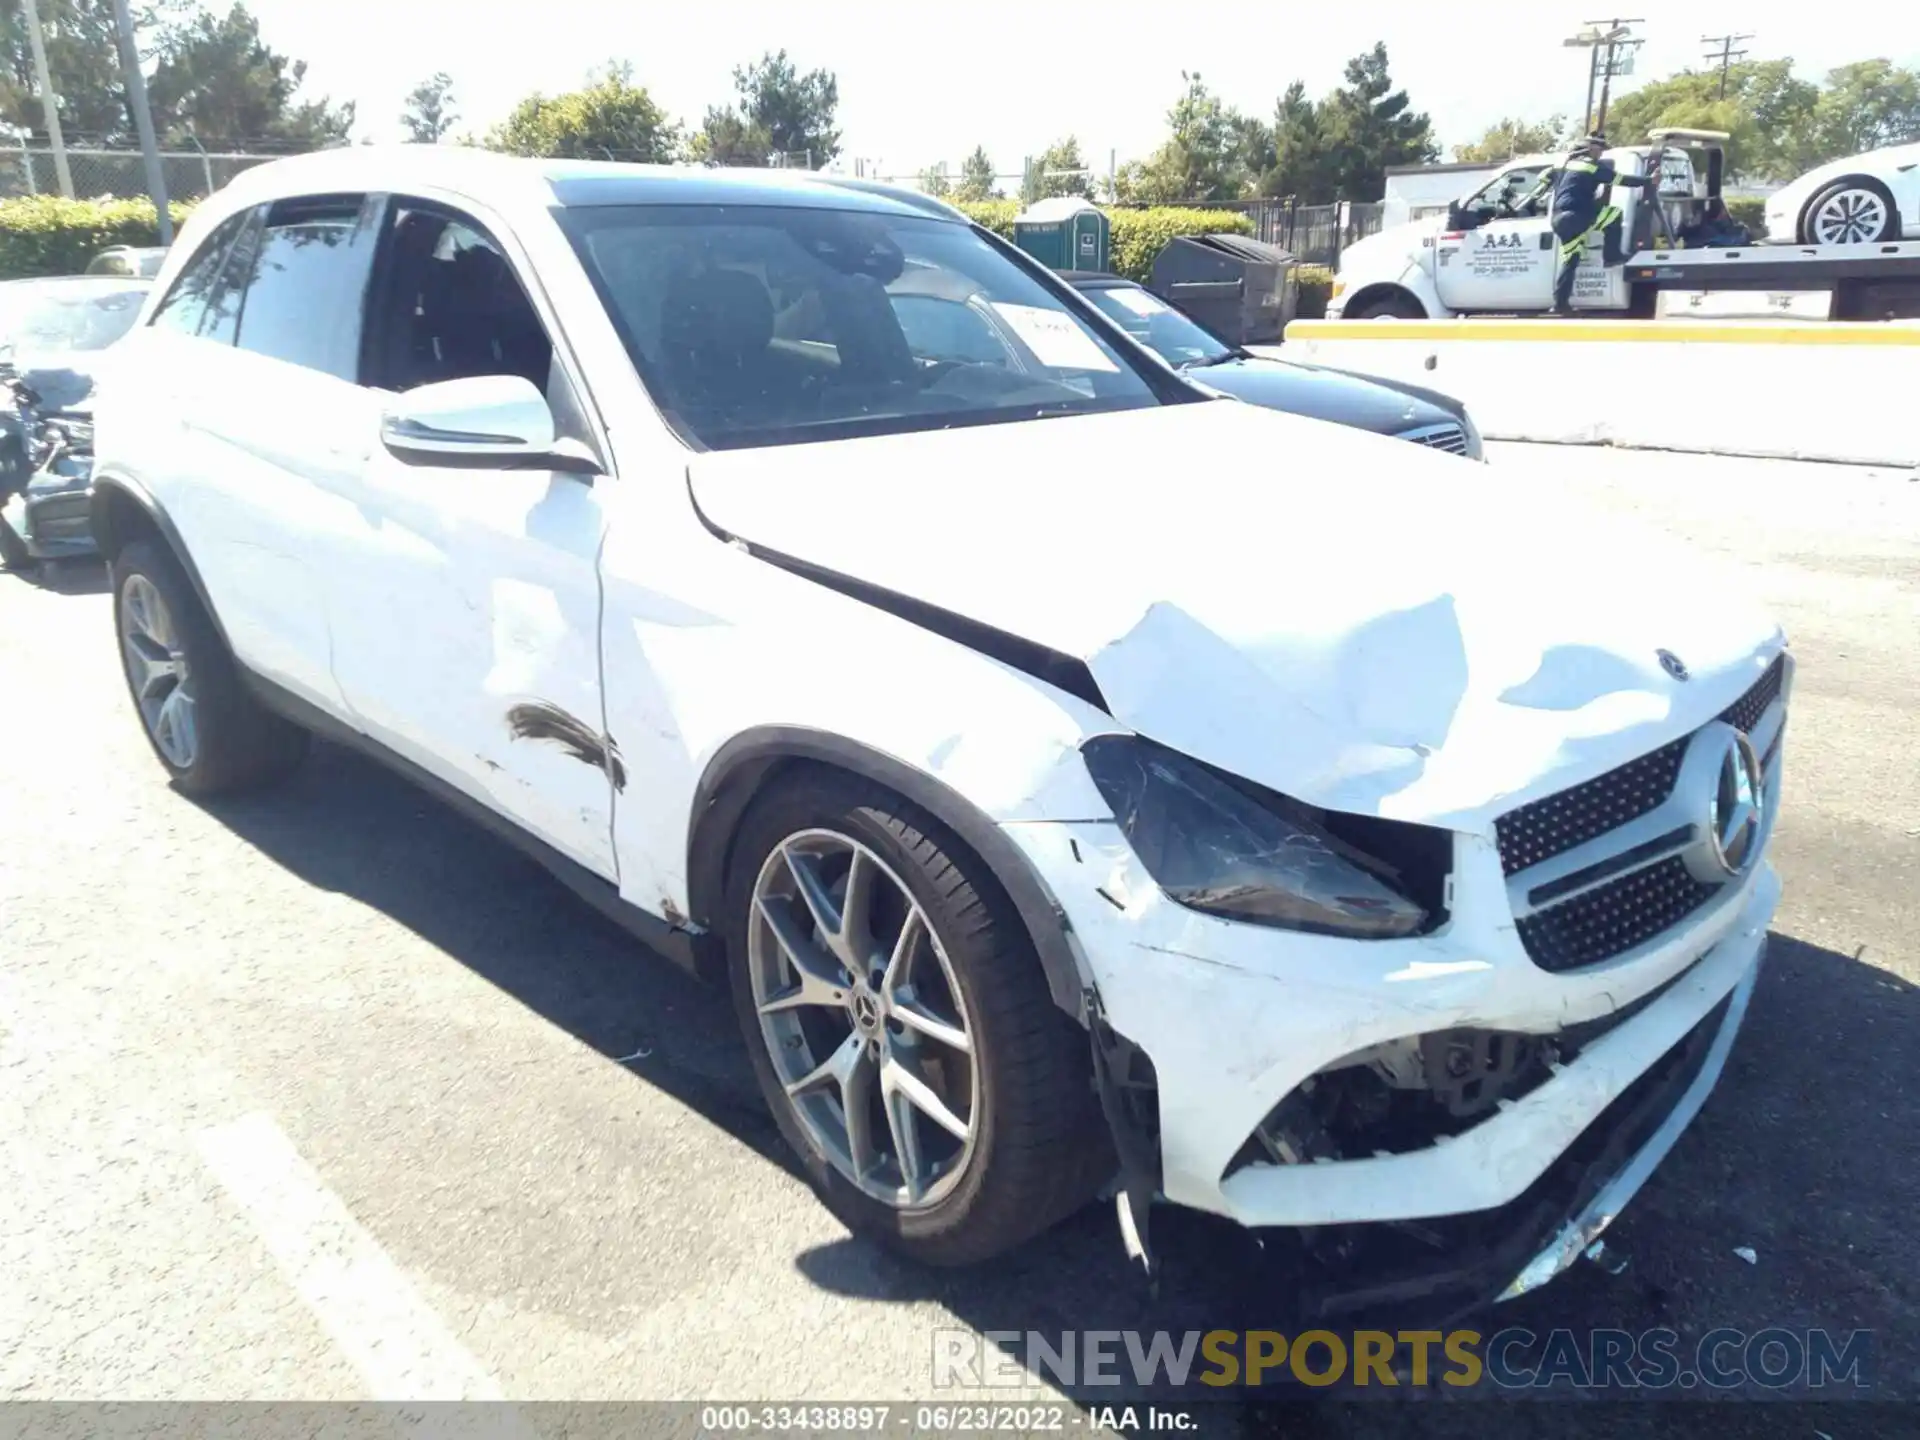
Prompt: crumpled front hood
<box><xmin>689</xmin><ymin>402</ymin><xmax>1783</xmax><ymax>832</ymax></box>
<box><xmin>12</xmin><ymin>351</ymin><xmax>103</xmax><ymax>413</ymax></box>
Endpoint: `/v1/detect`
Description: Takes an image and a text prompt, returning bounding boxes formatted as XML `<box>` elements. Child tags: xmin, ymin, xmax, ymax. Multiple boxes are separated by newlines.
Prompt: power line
<box><xmin>1702</xmin><ymin>32</ymin><xmax>1755</xmax><ymax>99</ymax></box>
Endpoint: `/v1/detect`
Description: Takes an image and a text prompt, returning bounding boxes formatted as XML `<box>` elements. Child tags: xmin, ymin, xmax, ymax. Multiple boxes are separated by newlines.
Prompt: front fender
<box><xmin>685</xmin><ymin>727</ymin><xmax>1095</xmax><ymax>1017</ymax></box>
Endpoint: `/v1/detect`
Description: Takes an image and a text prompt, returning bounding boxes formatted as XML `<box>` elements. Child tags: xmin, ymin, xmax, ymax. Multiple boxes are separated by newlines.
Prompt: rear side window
<box><xmin>148</xmin><ymin>212</ymin><xmax>249</xmax><ymax>337</ymax></box>
<box><xmin>222</xmin><ymin>195</ymin><xmax>378</xmax><ymax>381</ymax></box>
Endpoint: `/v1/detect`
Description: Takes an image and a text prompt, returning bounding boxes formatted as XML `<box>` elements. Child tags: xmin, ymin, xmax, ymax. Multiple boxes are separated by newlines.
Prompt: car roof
<box><xmin>215</xmin><ymin>145</ymin><xmax>965</xmax><ymax>223</ymax></box>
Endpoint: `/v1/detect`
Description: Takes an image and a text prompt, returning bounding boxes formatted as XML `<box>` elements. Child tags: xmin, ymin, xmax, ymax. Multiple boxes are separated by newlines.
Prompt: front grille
<box><xmin>1496</xmin><ymin>739</ymin><xmax>1685</xmax><ymax>877</ymax></box>
<box><xmin>1515</xmin><ymin>857</ymin><xmax>1719</xmax><ymax>974</ymax></box>
<box><xmin>1496</xmin><ymin>656</ymin><xmax>1787</xmax><ymax>878</ymax></box>
<box><xmin>1719</xmin><ymin>654</ymin><xmax>1785</xmax><ymax>735</ymax></box>
<box><xmin>1498</xmin><ymin>652</ymin><xmax>1789</xmax><ymax>973</ymax></box>
<box><xmin>1401</xmin><ymin>422</ymin><xmax>1468</xmax><ymax>454</ymax></box>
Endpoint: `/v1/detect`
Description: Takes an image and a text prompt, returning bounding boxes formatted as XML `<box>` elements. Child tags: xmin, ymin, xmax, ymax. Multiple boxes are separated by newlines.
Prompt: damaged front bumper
<box><xmin>1003</xmin><ymin>813</ymin><xmax>1777</xmax><ymax>1313</ymax></box>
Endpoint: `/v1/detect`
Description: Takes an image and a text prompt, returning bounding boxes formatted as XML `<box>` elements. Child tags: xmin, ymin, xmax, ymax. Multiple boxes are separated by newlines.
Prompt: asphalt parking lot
<box><xmin>1</xmin><ymin>443</ymin><xmax>1914</xmax><ymax>1431</ymax></box>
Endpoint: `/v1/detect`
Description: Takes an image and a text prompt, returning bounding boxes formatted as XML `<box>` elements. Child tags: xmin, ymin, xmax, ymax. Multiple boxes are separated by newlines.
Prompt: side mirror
<box><xmin>380</xmin><ymin>374</ymin><xmax>595</xmax><ymax>473</ymax></box>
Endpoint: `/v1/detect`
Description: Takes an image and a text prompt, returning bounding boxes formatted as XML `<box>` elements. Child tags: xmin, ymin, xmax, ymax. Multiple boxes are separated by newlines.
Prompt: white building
<box><xmin>1381</xmin><ymin>161</ymin><xmax>1500</xmax><ymax>229</ymax></box>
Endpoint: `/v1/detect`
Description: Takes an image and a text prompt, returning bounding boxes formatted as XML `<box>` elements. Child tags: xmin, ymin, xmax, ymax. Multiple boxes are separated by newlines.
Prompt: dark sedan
<box><xmin>1063</xmin><ymin>272</ymin><xmax>1484</xmax><ymax>459</ymax></box>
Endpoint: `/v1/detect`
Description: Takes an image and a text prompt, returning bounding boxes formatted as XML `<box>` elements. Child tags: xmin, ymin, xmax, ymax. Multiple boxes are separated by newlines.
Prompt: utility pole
<box><xmin>19</xmin><ymin>0</ymin><xmax>74</xmax><ymax>199</ymax></box>
<box><xmin>1564</xmin><ymin>21</ymin><xmax>1641</xmax><ymax>133</ymax></box>
<box><xmin>109</xmin><ymin>0</ymin><xmax>172</xmax><ymax>243</ymax></box>
<box><xmin>1702</xmin><ymin>32</ymin><xmax>1754</xmax><ymax>99</ymax></box>
<box><xmin>1588</xmin><ymin>18</ymin><xmax>1644</xmax><ymax>133</ymax></box>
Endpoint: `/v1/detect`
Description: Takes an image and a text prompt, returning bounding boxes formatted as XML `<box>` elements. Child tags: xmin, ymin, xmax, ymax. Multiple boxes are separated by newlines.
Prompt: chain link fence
<box><xmin>0</xmin><ymin>145</ymin><xmax>291</xmax><ymax>203</ymax></box>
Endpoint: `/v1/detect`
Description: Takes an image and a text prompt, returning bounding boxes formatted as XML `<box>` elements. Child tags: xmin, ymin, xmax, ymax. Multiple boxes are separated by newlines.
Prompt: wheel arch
<box><xmin>1339</xmin><ymin>282</ymin><xmax>1429</xmax><ymax>320</ymax></box>
<box><xmin>1800</xmin><ymin>173</ymin><xmax>1899</xmax><ymax>241</ymax></box>
<box><xmin>685</xmin><ymin>727</ymin><xmax>1091</xmax><ymax>1022</ymax></box>
<box><xmin>90</xmin><ymin>473</ymin><xmax>233</xmax><ymax>651</ymax></box>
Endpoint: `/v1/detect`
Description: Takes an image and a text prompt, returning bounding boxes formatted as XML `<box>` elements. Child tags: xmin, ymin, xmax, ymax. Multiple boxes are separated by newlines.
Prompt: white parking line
<box><xmin>196</xmin><ymin>1111</ymin><xmax>508</xmax><ymax>1402</ymax></box>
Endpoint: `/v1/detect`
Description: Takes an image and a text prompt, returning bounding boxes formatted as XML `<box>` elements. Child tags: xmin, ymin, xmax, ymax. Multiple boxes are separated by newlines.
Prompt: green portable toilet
<box><xmin>1012</xmin><ymin>196</ymin><xmax>1110</xmax><ymax>273</ymax></box>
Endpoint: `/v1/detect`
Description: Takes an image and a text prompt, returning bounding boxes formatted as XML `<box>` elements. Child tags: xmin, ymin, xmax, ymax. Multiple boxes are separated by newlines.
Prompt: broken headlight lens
<box><xmin>1081</xmin><ymin>736</ymin><xmax>1428</xmax><ymax>939</ymax></box>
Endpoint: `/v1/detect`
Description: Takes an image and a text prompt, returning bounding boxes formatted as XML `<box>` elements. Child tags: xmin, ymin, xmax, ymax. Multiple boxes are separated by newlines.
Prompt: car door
<box><xmin>321</xmin><ymin>196</ymin><xmax>617</xmax><ymax>877</ymax></box>
<box><xmin>1433</xmin><ymin>164</ymin><xmax>1558</xmax><ymax>313</ymax></box>
<box><xmin>143</xmin><ymin>195</ymin><xmax>385</xmax><ymax>713</ymax></box>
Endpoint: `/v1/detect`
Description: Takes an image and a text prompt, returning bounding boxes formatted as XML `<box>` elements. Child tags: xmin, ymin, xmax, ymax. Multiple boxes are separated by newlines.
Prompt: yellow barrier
<box><xmin>1281</xmin><ymin>318</ymin><xmax>1920</xmax><ymax>466</ymax></box>
<box><xmin>1286</xmin><ymin>319</ymin><xmax>1920</xmax><ymax>346</ymax></box>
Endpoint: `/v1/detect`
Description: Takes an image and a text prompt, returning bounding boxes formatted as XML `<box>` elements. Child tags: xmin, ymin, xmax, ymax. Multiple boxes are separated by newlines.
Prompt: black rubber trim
<box><xmin>685</xmin><ymin>726</ymin><xmax>1090</xmax><ymax>1019</ymax></box>
<box><xmin>241</xmin><ymin>671</ymin><xmax>705</xmax><ymax>977</ymax></box>
<box><xmin>89</xmin><ymin>473</ymin><xmax>234</xmax><ymax>652</ymax></box>
<box><xmin>683</xmin><ymin>474</ymin><xmax>1109</xmax><ymax>715</ymax></box>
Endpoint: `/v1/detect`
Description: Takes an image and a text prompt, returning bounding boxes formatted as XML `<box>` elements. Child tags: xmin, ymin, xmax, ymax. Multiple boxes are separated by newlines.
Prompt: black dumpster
<box><xmin>1147</xmin><ymin>234</ymin><xmax>1297</xmax><ymax>344</ymax></box>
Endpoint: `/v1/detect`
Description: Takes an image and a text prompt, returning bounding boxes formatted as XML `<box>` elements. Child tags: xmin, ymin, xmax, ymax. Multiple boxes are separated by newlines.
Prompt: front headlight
<box><xmin>1081</xmin><ymin>736</ymin><xmax>1431</xmax><ymax>939</ymax></box>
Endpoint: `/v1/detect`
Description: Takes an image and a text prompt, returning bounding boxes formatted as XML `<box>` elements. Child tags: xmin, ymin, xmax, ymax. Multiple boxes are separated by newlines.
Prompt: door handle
<box><xmin>1539</xmin><ymin>233</ymin><xmax>1554</xmax><ymax>250</ymax></box>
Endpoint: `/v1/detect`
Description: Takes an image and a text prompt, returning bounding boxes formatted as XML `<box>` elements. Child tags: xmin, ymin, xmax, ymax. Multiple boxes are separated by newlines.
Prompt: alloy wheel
<box><xmin>1811</xmin><ymin>189</ymin><xmax>1889</xmax><ymax>245</ymax></box>
<box><xmin>119</xmin><ymin>573</ymin><xmax>197</xmax><ymax>769</ymax></box>
<box><xmin>747</xmin><ymin>828</ymin><xmax>980</xmax><ymax>1209</ymax></box>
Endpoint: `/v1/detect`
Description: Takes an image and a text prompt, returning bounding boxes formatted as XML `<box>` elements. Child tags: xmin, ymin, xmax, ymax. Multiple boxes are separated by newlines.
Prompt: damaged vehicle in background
<box><xmin>0</xmin><ymin>275</ymin><xmax>146</xmax><ymax>570</ymax></box>
<box><xmin>90</xmin><ymin>151</ymin><xmax>1789</xmax><ymax>1317</ymax></box>
<box><xmin>1063</xmin><ymin>271</ymin><xmax>1484</xmax><ymax>459</ymax></box>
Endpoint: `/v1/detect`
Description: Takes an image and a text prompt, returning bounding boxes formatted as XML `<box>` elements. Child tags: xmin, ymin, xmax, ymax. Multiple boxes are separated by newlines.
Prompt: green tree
<box><xmin>1316</xmin><ymin>43</ymin><xmax>1436</xmax><ymax>201</ymax></box>
<box><xmin>1453</xmin><ymin>116</ymin><xmax>1567</xmax><ymax>163</ymax></box>
<box><xmin>487</xmin><ymin>63</ymin><xmax>679</xmax><ymax>161</ymax></box>
<box><xmin>954</xmin><ymin>144</ymin><xmax>998</xmax><ymax>201</ymax></box>
<box><xmin>686</xmin><ymin>105</ymin><xmax>769</xmax><ymax>166</ymax></box>
<box><xmin>399</xmin><ymin>71</ymin><xmax>457</xmax><ymax>143</ymax></box>
<box><xmin>1604</xmin><ymin>60</ymin><xmax>1820</xmax><ymax>181</ymax></box>
<box><xmin>917</xmin><ymin>161</ymin><xmax>950</xmax><ymax>197</ymax></box>
<box><xmin>731</xmin><ymin>49</ymin><xmax>839</xmax><ymax>166</ymax></box>
<box><xmin>1813</xmin><ymin>59</ymin><xmax>1920</xmax><ymax>156</ymax></box>
<box><xmin>1021</xmin><ymin>135</ymin><xmax>1093</xmax><ymax>203</ymax></box>
<box><xmin>0</xmin><ymin>0</ymin><xmax>186</xmax><ymax>143</ymax></box>
<box><xmin>1114</xmin><ymin>73</ymin><xmax>1249</xmax><ymax>203</ymax></box>
<box><xmin>1255</xmin><ymin>80</ymin><xmax>1336</xmax><ymax>199</ymax></box>
<box><xmin>146</xmin><ymin>3</ymin><xmax>353</xmax><ymax>148</ymax></box>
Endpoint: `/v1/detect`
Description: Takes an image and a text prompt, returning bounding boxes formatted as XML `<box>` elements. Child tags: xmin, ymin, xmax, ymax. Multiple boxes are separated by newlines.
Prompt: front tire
<box><xmin>724</xmin><ymin>770</ymin><xmax>1111</xmax><ymax>1266</ymax></box>
<box><xmin>1348</xmin><ymin>291</ymin><xmax>1425</xmax><ymax>320</ymax></box>
<box><xmin>1799</xmin><ymin>178</ymin><xmax>1900</xmax><ymax>246</ymax></box>
<box><xmin>112</xmin><ymin>537</ymin><xmax>309</xmax><ymax>795</ymax></box>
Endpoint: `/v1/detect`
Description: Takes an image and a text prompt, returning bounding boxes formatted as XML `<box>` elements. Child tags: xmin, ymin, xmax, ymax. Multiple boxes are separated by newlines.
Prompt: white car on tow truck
<box><xmin>1332</xmin><ymin>128</ymin><xmax>1920</xmax><ymax>322</ymax></box>
<box><xmin>93</xmin><ymin>146</ymin><xmax>1790</xmax><ymax>1316</ymax></box>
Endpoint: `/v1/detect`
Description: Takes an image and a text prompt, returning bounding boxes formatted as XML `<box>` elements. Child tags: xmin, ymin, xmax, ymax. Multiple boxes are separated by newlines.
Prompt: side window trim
<box><xmin>198</xmin><ymin>204</ymin><xmax>265</xmax><ymax>343</ymax></box>
<box><xmin>364</xmin><ymin>191</ymin><xmax>611</xmax><ymax>472</ymax></box>
<box><xmin>146</xmin><ymin>207</ymin><xmax>253</xmax><ymax>341</ymax></box>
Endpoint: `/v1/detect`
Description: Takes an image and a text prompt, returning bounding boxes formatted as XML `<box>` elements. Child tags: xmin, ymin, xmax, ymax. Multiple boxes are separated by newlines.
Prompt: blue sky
<box><xmin>244</xmin><ymin>0</ymin><xmax>1913</xmax><ymax>177</ymax></box>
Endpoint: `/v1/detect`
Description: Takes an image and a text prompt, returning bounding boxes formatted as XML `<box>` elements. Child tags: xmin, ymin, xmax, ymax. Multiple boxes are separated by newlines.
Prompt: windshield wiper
<box><xmin>1176</xmin><ymin>352</ymin><xmax>1239</xmax><ymax>371</ymax></box>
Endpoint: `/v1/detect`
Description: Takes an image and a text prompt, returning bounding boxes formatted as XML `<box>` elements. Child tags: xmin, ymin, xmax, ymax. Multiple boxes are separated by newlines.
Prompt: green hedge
<box><xmin>1293</xmin><ymin>263</ymin><xmax>1334</xmax><ymax>320</ymax></box>
<box><xmin>1724</xmin><ymin>196</ymin><xmax>1769</xmax><ymax>241</ymax></box>
<box><xmin>954</xmin><ymin>199</ymin><xmax>1256</xmax><ymax>284</ymax></box>
<box><xmin>0</xmin><ymin>195</ymin><xmax>195</xmax><ymax>280</ymax></box>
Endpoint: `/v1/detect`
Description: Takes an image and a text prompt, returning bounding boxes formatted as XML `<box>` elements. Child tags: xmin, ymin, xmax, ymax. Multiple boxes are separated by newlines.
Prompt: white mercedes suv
<box><xmin>92</xmin><ymin>147</ymin><xmax>1789</xmax><ymax>1314</ymax></box>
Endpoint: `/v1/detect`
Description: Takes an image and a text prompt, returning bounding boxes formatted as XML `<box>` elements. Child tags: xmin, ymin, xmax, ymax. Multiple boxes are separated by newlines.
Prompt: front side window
<box><xmin>366</xmin><ymin>204</ymin><xmax>554</xmax><ymax>394</ymax></box>
<box><xmin>148</xmin><ymin>212</ymin><xmax>250</xmax><ymax>338</ymax></box>
<box><xmin>220</xmin><ymin>195</ymin><xmax>379</xmax><ymax>381</ymax></box>
<box><xmin>559</xmin><ymin>204</ymin><xmax>1160</xmax><ymax>451</ymax></box>
<box><xmin>1077</xmin><ymin>284</ymin><xmax>1235</xmax><ymax>370</ymax></box>
<box><xmin>1467</xmin><ymin>166</ymin><xmax>1551</xmax><ymax>216</ymax></box>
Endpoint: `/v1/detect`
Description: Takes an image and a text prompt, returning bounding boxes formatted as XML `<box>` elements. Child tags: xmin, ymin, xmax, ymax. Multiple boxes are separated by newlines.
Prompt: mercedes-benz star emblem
<box><xmin>1702</xmin><ymin>729</ymin><xmax>1765</xmax><ymax>877</ymax></box>
<box><xmin>1658</xmin><ymin>649</ymin><xmax>1690</xmax><ymax>681</ymax></box>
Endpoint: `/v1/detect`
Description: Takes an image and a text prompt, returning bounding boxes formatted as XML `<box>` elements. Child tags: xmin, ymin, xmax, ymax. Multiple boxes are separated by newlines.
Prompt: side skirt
<box><xmin>240</xmin><ymin>671</ymin><xmax>708</xmax><ymax>977</ymax></box>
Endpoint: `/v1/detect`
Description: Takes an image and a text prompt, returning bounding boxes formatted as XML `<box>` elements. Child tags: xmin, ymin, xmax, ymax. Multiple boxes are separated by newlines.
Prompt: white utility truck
<box><xmin>1328</xmin><ymin>129</ymin><xmax>1920</xmax><ymax>323</ymax></box>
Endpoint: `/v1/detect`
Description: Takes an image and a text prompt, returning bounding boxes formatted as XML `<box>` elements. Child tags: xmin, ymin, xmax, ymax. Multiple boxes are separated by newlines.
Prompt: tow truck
<box><xmin>1328</xmin><ymin>129</ymin><xmax>1920</xmax><ymax>323</ymax></box>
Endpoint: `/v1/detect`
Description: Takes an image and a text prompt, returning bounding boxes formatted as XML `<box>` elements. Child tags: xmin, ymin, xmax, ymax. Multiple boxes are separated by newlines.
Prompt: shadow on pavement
<box><xmin>197</xmin><ymin>739</ymin><xmax>1914</xmax><ymax>1413</ymax></box>
<box><xmin>4</xmin><ymin>554</ymin><xmax>110</xmax><ymax>595</ymax></box>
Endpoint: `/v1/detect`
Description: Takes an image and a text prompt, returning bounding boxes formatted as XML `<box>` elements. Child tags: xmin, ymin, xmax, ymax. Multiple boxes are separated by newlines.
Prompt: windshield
<box><xmin>1077</xmin><ymin>283</ymin><xmax>1235</xmax><ymax>368</ymax></box>
<box><xmin>0</xmin><ymin>281</ymin><xmax>148</xmax><ymax>354</ymax></box>
<box><xmin>559</xmin><ymin>204</ymin><xmax>1160</xmax><ymax>450</ymax></box>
